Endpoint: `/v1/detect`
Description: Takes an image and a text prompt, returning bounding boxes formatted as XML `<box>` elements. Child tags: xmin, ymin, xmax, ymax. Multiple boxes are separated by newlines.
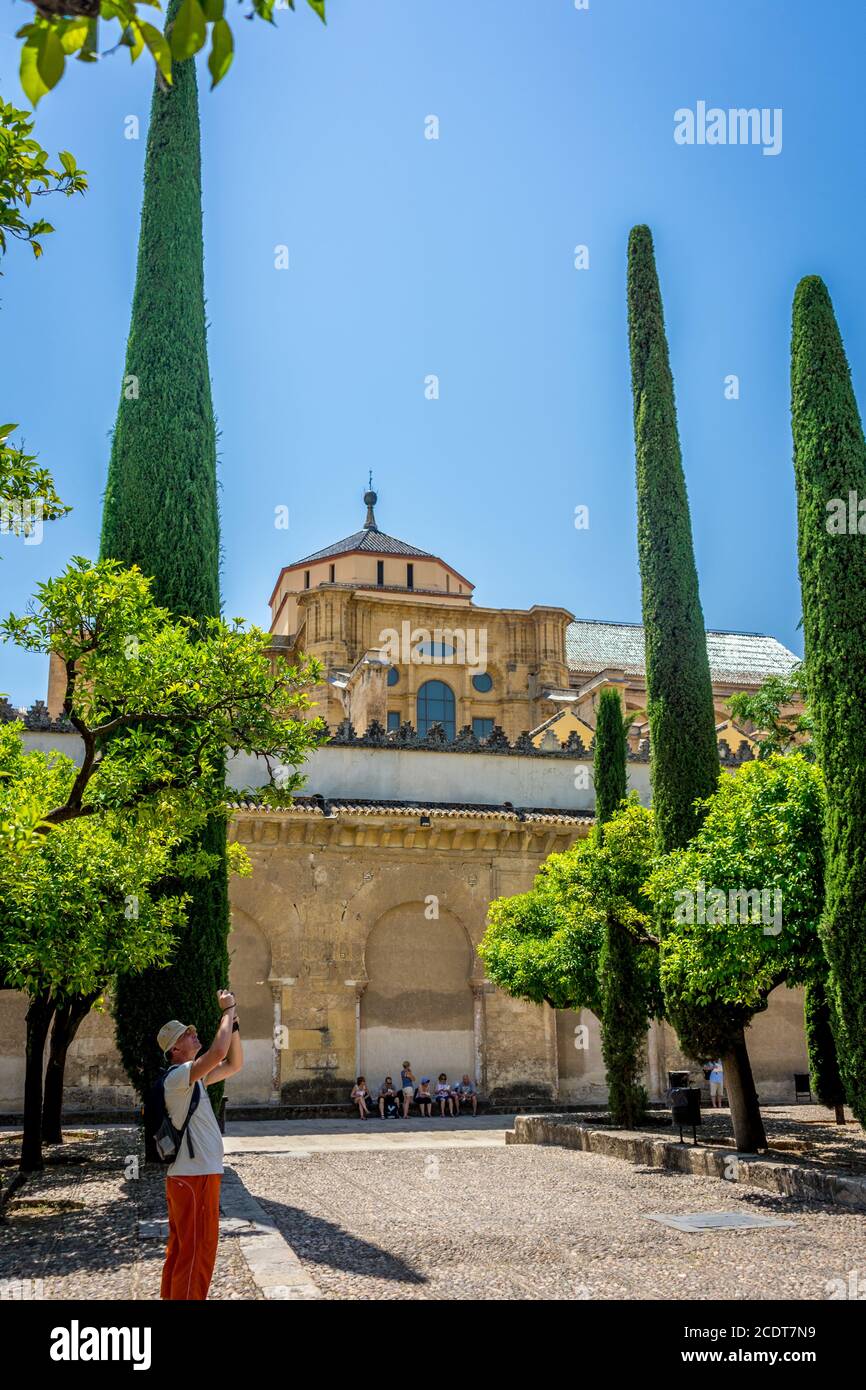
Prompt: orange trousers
<box><xmin>161</xmin><ymin>1173</ymin><xmax>222</xmax><ymax>1301</ymax></box>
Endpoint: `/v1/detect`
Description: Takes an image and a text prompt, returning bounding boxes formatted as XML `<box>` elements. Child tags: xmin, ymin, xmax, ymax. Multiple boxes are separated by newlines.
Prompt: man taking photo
<box><xmin>156</xmin><ymin>989</ymin><xmax>243</xmax><ymax>1300</ymax></box>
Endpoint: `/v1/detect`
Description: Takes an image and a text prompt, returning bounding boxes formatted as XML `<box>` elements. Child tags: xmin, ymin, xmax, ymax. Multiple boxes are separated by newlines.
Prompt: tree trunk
<box><xmin>834</xmin><ymin>1101</ymin><xmax>846</xmax><ymax>1125</ymax></box>
<box><xmin>721</xmin><ymin>1030</ymin><xmax>767</xmax><ymax>1153</ymax></box>
<box><xmin>21</xmin><ymin>993</ymin><xmax>56</xmax><ymax>1173</ymax></box>
<box><xmin>42</xmin><ymin>992</ymin><xmax>100</xmax><ymax>1145</ymax></box>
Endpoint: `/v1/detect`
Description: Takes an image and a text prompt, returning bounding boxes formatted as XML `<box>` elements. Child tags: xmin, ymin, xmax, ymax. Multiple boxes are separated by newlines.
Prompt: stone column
<box><xmin>345</xmin><ymin>978</ymin><xmax>368</xmax><ymax>1079</ymax></box>
<box><xmin>268</xmin><ymin>976</ymin><xmax>296</xmax><ymax>1104</ymax></box>
<box><xmin>470</xmin><ymin>979</ymin><xmax>487</xmax><ymax>1090</ymax></box>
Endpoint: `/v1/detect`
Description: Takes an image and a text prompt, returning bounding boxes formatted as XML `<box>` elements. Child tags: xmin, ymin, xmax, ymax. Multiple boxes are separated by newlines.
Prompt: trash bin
<box><xmin>670</xmin><ymin>1086</ymin><xmax>702</xmax><ymax>1145</ymax></box>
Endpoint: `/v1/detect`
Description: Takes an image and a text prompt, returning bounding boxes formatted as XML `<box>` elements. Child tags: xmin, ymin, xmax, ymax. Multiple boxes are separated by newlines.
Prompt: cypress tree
<box><xmin>791</xmin><ymin>275</ymin><xmax>866</xmax><ymax>1125</ymax></box>
<box><xmin>627</xmin><ymin>226</ymin><xmax>766</xmax><ymax>1152</ymax></box>
<box><xmin>593</xmin><ymin>687</ymin><xmax>628</xmax><ymax>827</ymax></box>
<box><xmin>103</xmin><ymin>4</ymin><xmax>228</xmax><ymax>1112</ymax></box>
<box><xmin>626</xmin><ymin>225</ymin><xmax>719</xmax><ymax>853</ymax></box>
<box><xmin>595</xmin><ymin>688</ymin><xmax>646</xmax><ymax>1126</ymax></box>
<box><xmin>804</xmin><ymin>977</ymin><xmax>846</xmax><ymax>1125</ymax></box>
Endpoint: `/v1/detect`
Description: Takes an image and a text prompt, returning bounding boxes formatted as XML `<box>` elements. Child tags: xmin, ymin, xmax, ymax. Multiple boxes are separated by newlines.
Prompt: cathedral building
<box><xmin>0</xmin><ymin>491</ymin><xmax>809</xmax><ymax>1116</ymax></box>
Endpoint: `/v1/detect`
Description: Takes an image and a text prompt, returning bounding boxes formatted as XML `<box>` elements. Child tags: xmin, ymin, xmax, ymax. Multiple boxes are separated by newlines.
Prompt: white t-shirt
<box><xmin>163</xmin><ymin>1061</ymin><xmax>224</xmax><ymax>1177</ymax></box>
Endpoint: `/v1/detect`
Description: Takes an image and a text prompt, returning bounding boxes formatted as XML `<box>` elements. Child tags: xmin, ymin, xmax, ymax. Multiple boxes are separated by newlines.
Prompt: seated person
<box><xmin>435</xmin><ymin>1072</ymin><xmax>456</xmax><ymax>1117</ymax></box>
<box><xmin>415</xmin><ymin>1078</ymin><xmax>433</xmax><ymax>1116</ymax></box>
<box><xmin>378</xmin><ymin>1076</ymin><xmax>400</xmax><ymax>1118</ymax></box>
<box><xmin>455</xmin><ymin>1074</ymin><xmax>478</xmax><ymax>1115</ymax></box>
<box><xmin>350</xmin><ymin>1076</ymin><xmax>372</xmax><ymax>1119</ymax></box>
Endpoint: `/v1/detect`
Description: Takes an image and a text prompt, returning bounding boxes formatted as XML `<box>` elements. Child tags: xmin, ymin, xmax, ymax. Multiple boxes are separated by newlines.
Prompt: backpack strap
<box><xmin>166</xmin><ymin>1065</ymin><xmax>201</xmax><ymax>1160</ymax></box>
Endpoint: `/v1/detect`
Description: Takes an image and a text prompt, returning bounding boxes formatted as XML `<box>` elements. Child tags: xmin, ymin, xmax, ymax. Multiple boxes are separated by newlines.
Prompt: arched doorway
<box><xmin>360</xmin><ymin>903</ymin><xmax>474</xmax><ymax>1088</ymax></box>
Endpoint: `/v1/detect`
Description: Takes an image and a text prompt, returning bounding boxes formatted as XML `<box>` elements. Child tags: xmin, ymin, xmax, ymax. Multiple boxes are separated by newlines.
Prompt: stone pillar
<box><xmin>268</xmin><ymin>976</ymin><xmax>296</xmax><ymax>1103</ymax></box>
<box><xmin>646</xmin><ymin>1018</ymin><xmax>666</xmax><ymax>1102</ymax></box>
<box><xmin>470</xmin><ymin>980</ymin><xmax>487</xmax><ymax>1090</ymax></box>
<box><xmin>346</xmin><ymin>979</ymin><xmax>368</xmax><ymax>1078</ymax></box>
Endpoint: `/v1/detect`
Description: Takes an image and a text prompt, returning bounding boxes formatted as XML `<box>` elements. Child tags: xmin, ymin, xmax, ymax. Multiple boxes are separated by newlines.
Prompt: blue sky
<box><xmin>3</xmin><ymin>0</ymin><xmax>866</xmax><ymax>704</ymax></box>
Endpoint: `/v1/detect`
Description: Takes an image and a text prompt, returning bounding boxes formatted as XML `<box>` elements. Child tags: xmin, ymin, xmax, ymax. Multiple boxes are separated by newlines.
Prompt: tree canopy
<box><xmin>0</xmin><ymin>557</ymin><xmax>325</xmax><ymax>835</ymax></box>
<box><xmin>15</xmin><ymin>0</ymin><xmax>326</xmax><ymax>105</ymax></box>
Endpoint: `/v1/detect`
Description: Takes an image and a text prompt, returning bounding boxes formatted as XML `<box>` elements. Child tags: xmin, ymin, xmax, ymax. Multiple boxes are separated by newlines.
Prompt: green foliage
<box><xmin>0</xmin><ymin>722</ymin><xmax>237</xmax><ymax>1005</ymax></box>
<box><xmin>650</xmin><ymin>754</ymin><xmax>826</xmax><ymax>1054</ymax></box>
<box><xmin>99</xmin><ymin>29</ymin><xmax>219</xmax><ymax>621</ymax></box>
<box><xmin>481</xmin><ymin>865</ymin><xmax>604</xmax><ymax>1014</ymax></box>
<box><xmin>594</xmin><ymin>689</ymin><xmax>647</xmax><ymax>1124</ymax></box>
<box><xmin>481</xmin><ymin>801</ymin><xmax>661</xmax><ymax>1120</ymax></box>
<box><xmin>1</xmin><ymin>558</ymin><xmax>325</xmax><ymax>829</ymax></box>
<box><xmin>600</xmin><ymin>920</ymin><xmax>649</xmax><ymax>1127</ymax></box>
<box><xmin>791</xmin><ymin>274</ymin><xmax>866</xmax><ymax>1124</ymax></box>
<box><xmin>728</xmin><ymin>673</ymin><xmax>812</xmax><ymax>759</ymax></box>
<box><xmin>0</xmin><ymin>426</ymin><xmax>69</xmax><ymax>559</ymax></box>
<box><xmin>15</xmin><ymin>0</ymin><xmax>326</xmax><ymax>103</ymax></box>
<box><xmin>0</xmin><ymin>97</ymin><xmax>86</xmax><ymax>257</ymax></box>
<box><xmin>626</xmin><ymin>225</ymin><xmax>719</xmax><ymax>853</ymax></box>
<box><xmin>804</xmin><ymin>975</ymin><xmax>846</xmax><ymax>1113</ymax></box>
<box><xmin>593</xmin><ymin>687</ymin><xmax>628</xmax><ymax>828</ymax></box>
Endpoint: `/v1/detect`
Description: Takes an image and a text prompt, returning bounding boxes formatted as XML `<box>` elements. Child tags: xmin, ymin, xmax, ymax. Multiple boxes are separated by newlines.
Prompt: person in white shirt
<box><xmin>157</xmin><ymin>989</ymin><xmax>243</xmax><ymax>1300</ymax></box>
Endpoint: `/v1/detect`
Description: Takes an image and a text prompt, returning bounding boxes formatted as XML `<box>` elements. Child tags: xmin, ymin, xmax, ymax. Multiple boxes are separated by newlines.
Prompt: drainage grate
<box><xmin>646</xmin><ymin>1210</ymin><xmax>793</xmax><ymax>1232</ymax></box>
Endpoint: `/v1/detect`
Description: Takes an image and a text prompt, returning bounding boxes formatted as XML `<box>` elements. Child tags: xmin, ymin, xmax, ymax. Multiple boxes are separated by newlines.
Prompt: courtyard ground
<box><xmin>1</xmin><ymin>1108</ymin><xmax>865</xmax><ymax>1301</ymax></box>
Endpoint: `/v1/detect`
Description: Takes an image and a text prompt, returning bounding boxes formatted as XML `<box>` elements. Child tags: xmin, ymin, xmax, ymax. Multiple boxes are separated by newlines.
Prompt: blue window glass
<box><xmin>387</xmin><ymin>711</ymin><xmax>400</xmax><ymax>732</ymax></box>
<box><xmin>387</xmin><ymin>666</ymin><xmax>400</xmax><ymax>687</ymax></box>
<box><xmin>472</xmin><ymin>672</ymin><xmax>493</xmax><ymax>693</ymax></box>
<box><xmin>472</xmin><ymin>717</ymin><xmax>494</xmax><ymax>741</ymax></box>
<box><xmin>416</xmin><ymin>680</ymin><xmax>455</xmax><ymax>740</ymax></box>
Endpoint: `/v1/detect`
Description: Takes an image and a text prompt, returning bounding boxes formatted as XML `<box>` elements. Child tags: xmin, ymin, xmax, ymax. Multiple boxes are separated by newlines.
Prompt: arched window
<box><xmin>416</xmin><ymin>680</ymin><xmax>455</xmax><ymax>739</ymax></box>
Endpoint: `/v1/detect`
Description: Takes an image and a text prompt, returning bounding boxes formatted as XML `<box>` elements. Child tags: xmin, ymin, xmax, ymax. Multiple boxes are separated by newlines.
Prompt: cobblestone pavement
<box><xmin>0</xmin><ymin>1128</ymin><xmax>260</xmax><ymax>1301</ymax></box>
<box><xmin>3</xmin><ymin>1114</ymin><xmax>866</xmax><ymax>1301</ymax></box>
<box><xmin>231</xmin><ymin>1140</ymin><xmax>866</xmax><ymax>1301</ymax></box>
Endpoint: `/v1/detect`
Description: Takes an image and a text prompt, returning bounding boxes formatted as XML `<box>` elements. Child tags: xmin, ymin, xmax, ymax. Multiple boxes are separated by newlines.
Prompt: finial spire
<box><xmin>363</xmin><ymin>478</ymin><xmax>379</xmax><ymax>531</ymax></box>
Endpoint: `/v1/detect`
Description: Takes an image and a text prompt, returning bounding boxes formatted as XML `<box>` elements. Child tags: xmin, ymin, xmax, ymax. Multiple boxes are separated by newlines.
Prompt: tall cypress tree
<box><xmin>791</xmin><ymin>275</ymin><xmax>866</xmax><ymax>1126</ymax></box>
<box><xmin>626</xmin><ymin>225</ymin><xmax>719</xmax><ymax>852</ymax></box>
<box><xmin>594</xmin><ymin>687</ymin><xmax>628</xmax><ymax>827</ymax></box>
<box><xmin>595</xmin><ymin>688</ymin><xmax>646</xmax><ymax>1127</ymax></box>
<box><xmin>103</xmin><ymin>4</ymin><xmax>229</xmax><ymax>1109</ymax></box>
<box><xmin>627</xmin><ymin>226</ymin><xmax>767</xmax><ymax>1153</ymax></box>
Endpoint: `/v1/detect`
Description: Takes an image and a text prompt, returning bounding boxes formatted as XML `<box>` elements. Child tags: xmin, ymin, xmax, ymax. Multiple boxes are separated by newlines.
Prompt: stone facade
<box><xmin>0</xmin><ymin>494</ymin><xmax>811</xmax><ymax>1114</ymax></box>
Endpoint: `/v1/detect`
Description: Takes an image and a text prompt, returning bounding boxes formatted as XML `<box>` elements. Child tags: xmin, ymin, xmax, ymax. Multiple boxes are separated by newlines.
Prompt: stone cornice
<box><xmin>230</xmin><ymin>801</ymin><xmax>589</xmax><ymax>855</ymax></box>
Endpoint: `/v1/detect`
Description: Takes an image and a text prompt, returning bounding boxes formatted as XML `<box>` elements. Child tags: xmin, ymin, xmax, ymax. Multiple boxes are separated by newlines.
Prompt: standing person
<box><xmin>709</xmin><ymin>1059</ymin><xmax>725</xmax><ymax>1109</ymax></box>
<box><xmin>455</xmin><ymin>1074</ymin><xmax>478</xmax><ymax>1116</ymax></box>
<box><xmin>400</xmin><ymin>1061</ymin><xmax>415</xmax><ymax>1117</ymax></box>
<box><xmin>158</xmin><ymin>989</ymin><xmax>243</xmax><ymax>1301</ymax></box>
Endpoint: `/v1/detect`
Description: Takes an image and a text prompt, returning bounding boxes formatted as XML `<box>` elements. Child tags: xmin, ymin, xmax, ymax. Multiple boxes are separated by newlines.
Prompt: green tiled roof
<box><xmin>566</xmin><ymin>619</ymin><xmax>801</xmax><ymax>685</ymax></box>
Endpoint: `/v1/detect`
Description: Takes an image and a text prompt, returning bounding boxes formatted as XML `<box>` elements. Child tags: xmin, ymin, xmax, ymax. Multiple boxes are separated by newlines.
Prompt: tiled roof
<box><xmin>230</xmin><ymin>796</ymin><xmax>592</xmax><ymax>826</ymax></box>
<box><xmin>293</xmin><ymin>529</ymin><xmax>434</xmax><ymax>566</ymax></box>
<box><xmin>566</xmin><ymin>619</ymin><xmax>801</xmax><ymax>685</ymax></box>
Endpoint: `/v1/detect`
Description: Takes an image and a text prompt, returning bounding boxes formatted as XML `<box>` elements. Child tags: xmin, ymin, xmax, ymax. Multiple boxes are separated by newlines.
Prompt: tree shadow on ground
<box><xmin>254</xmin><ymin>1196</ymin><xmax>427</xmax><ymax>1285</ymax></box>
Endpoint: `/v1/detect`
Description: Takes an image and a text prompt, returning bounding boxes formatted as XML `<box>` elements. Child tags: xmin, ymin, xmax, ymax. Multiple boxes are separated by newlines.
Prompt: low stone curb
<box><xmin>505</xmin><ymin>1114</ymin><xmax>866</xmax><ymax>1211</ymax></box>
<box><xmin>219</xmin><ymin>1168</ymin><xmax>321</xmax><ymax>1300</ymax></box>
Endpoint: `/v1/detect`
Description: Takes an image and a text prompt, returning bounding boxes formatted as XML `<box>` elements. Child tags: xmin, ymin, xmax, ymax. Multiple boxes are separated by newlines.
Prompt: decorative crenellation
<box><xmin>1</xmin><ymin>698</ymin><xmax>74</xmax><ymax>732</ymax></box>
<box><xmin>325</xmin><ymin>718</ymin><xmax>761</xmax><ymax>766</ymax></box>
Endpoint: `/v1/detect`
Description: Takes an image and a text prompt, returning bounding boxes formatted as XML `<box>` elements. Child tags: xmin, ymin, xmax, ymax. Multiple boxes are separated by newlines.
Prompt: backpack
<box><xmin>146</xmin><ymin>1065</ymin><xmax>201</xmax><ymax>1164</ymax></box>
